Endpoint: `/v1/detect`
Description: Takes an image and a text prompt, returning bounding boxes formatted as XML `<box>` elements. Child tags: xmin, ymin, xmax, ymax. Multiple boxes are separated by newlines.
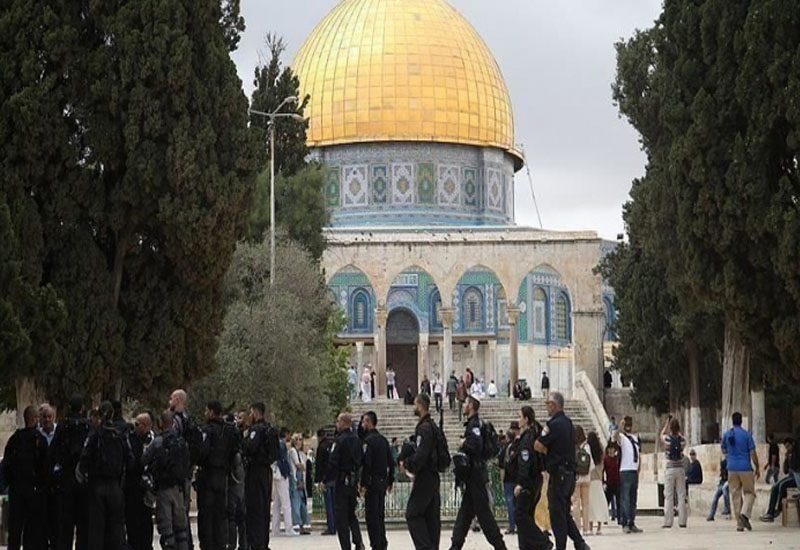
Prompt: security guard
<box><xmin>126</xmin><ymin>413</ymin><xmax>155</xmax><ymax>550</ymax></box>
<box><xmin>51</xmin><ymin>394</ymin><xmax>91</xmax><ymax>550</ymax></box>
<box><xmin>327</xmin><ymin>412</ymin><xmax>364</xmax><ymax>550</ymax></box>
<box><xmin>450</xmin><ymin>396</ymin><xmax>507</xmax><ymax>550</ymax></box>
<box><xmin>242</xmin><ymin>402</ymin><xmax>279</xmax><ymax>550</ymax></box>
<box><xmin>77</xmin><ymin>401</ymin><xmax>134</xmax><ymax>550</ymax></box>
<box><xmin>534</xmin><ymin>392</ymin><xmax>589</xmax><ymax>550</ymax></box>
<box><xmin>401</xmin><ymin>393</ymin><xmax>440</xmax><ymax>550</ymax></box>
<box><xmin>360</xmin><ymin>411</ymin><xmax>395</xmax><ymax>550</ymax></box>
<box><xmin>3</xmin><ymin>405</ymin><xmax>47</xmax><ymax>549</ymax></box>
<box><xmin>513</xmin><ymin>406</ymin><xmax>550</xmax><ymax>550</ymax></box>
<box><xmin>225</xmin><ymin>413</ymin><xmax>246</xmax><ymax>550</ymax></box>
<box><xmin>196</xmin><ymin>400</ymin><xmax>240</xmax><ymax>550</ymax></box>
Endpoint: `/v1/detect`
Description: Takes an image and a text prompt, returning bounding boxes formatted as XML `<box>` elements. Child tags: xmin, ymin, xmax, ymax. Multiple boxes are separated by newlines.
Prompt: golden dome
<box><xmin>293</xmin><ymin>0</ymin><xmax>520</xmax><ymax>164</ymax></box>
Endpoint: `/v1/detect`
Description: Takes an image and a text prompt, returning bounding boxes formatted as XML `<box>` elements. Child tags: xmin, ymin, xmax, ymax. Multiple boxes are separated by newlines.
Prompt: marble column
<box><xmin>470</xmin><ymin>340</ymin><xmax>479</xmax><ymax>379</ymax></box>
<box><xmin>355</xmin><ymin>341</ymin><xmax>365</xmax><ymax>368</ymax></box>
<box><xmin>440</xmin><ymin>308</ymin><xmax>454</xmax><ymax>381</ymax></box>
<box><xmin>418</xmin><ymin>333</ymin><xmax>430</xmax><ymax>385</ymax></box>
<box><xmin>507</xmin><ymin>307</ymin><xmax>520</xmax><ymax>389</ymax></box>
<box><xmin>487</xmin><ymin>339</ymin><xmax>497</xmax><ymax>392</ymax></box>
<box><xmin>375</xmin><ymin>306</ymin><xmax>388</xmax><ymax>397</ymax></box>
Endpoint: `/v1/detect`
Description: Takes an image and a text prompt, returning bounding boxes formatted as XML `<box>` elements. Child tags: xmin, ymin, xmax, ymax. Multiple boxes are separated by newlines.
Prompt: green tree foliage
<box><xmin>191</xmin><ymin>236</ymin><xmax>348</xmax><ymax>430</ymax></box>
<box><xmin>1</xmin><ymin>1</ymin><xmax>259</xmax><ymax>406</ymax></box>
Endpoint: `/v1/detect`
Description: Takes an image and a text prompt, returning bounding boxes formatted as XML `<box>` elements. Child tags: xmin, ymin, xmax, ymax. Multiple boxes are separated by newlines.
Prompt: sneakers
<box><xmin>629</xmin><ymin>524</ymin><xmax>643</xmax><ymax>534</ymax></box>
<box><xmin>740</xmin><ymin>514</ymin><xmax>752</xmax><ymax>531</ymax></box>
<box><xmin>622</xmin><ymin>525</ymin><xmax>631</xmax><ymax>534</ymax></box>
<box><xmin>706</xmin><ymin>517</ymin><xmax>714</xmax><ymax>521</ymax></box>
<box><xmin>759</xmin><ymin>514</ymin><xmax>774</xmax><ymax>523</ymax></box>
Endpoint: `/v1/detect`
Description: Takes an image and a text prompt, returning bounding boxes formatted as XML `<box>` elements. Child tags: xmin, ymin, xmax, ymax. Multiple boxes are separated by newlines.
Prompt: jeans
<box><xmin>619</xmin><ymin>470</ymin><xmax>639</xmax><ymax>527</ymax></box>
<box><xmin>289</xmin><ymin>482</ymin><xmax>308</xmax><ymax>527</ymax></box>
<box><xmin>794</xmin><ymin>471</ymin><xmax>800</xmax><ymax>492</ymax></box>
<box><xmin>503</xmin><ymin>482</ymin><xmax>516</xmax><ymax>532</ymax></box>
<box><xmin>605</xmin><ymin>483</ymin><xmax>619</xmax><ymax>522</ymax></box>
<box><xmin>708</xmin><ymin>482</ymin><xmax>730</xmax><ymax>518</ymax></box>
<box><xmin>766</xmin><ymin>467</ymin><xmax>780</xmax><ymax>485</ymax></box>
<box><xmin>766</xmin><ymin>475</ymin><xmax>797</xmax><ymax>517</ymax></box>
<box><xmin>323</xmin><ymin>484</ymin><xmax>336</xmax><ymax>534</ymax></box>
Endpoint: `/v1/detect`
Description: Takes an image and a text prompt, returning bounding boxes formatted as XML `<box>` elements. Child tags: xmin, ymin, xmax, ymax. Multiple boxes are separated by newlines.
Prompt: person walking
<box><xmin>360</xmin><ymin>411</ymin><xmax>395</xmax><ymax>550</ymax></box>
<box><xmin>449</xmin><ymin>396</ymin><xmax>507</xmax><ymax>550</ymax></box>
<box><xmin>242</xmin><ymin>403</ymin><xmax>279</xmax><ymax>550</ymax></box>
<box><xmin>456</xmin><ymin>379</ymin><xmax>468</xmax><ymax>422</ymax></box>
<box><xmin>314</xmin><ymin>428</ymin><xmax>336</xmax><ymax>536</ymax></box>
<box><xmin>573</xmin><ymin>426</ymin><xmax>592</xmax><ymax>536</ymax></box>
<box><xmin>433</xmin><ymin>377</ymin><xmax>443</xmax><ymax>412</ymax></box>
<box><xmin>586</xmin><ymin>431</ymin><xmax>608</xmax><ymax>535</ymax></box>
<box><xmin>534</xmin><ymin>392</ymin><xmax>590</xmax><ymax>550</ymax></box>
<box><xmin>721</xmin><ymin>412</ymin><xmax>760</xmax><ymax>532</ymax></box>
<box><xmin>513</xmin><ymin>406</ymin><xmax>551</xmax><ymax>550</ymax></box>
<box><xmin>602</xmin><ymin>443</ymin><xmax>621</xmax><ymax>524</ymax></box>
<box><xmin>328</xmin><ymin>413</ymin><xmax>364</xmax><ymax>550</ymax></box>
<box><xmin>615</xmin><ymin>416</ymin><xmax>642</xmax><ymax>534</ymax></box>
<box><xmin>540</xmin><ymin>372</ymin><xmax>550</xmax><ymax>399</ymax></box>
<box><xmin>387</xmin><ymin>367</ymin><xmax>396</xmax><ymax>400</ymax></box>
<box><xmin>401</xmin><ymin>393</ymin><xmax>441</xmax><ymax>550</ymax></box>
<box><xmin>707</xmin><ymin>451</ymin><xmax>731</xmax><ymax>521</ymax></box>
<box><xmin>362</xmin><ymin>368</ymin><xmax>372</xmax><ymax>402</ymax></box>
<box><xmin>660</xmin><ymin>416</ymin><xmax>687</xmax><ymax>528</ymax></box>
<box><xmin>447</xmin><ymin>373</ymin><xmax>458</xmax><ymax>411</ymax></box>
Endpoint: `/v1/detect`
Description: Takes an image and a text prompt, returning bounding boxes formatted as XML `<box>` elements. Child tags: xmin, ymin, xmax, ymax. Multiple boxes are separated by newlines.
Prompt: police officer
<box><xmin>3</xmin><ymin>405</ymin><xmax>47</xmax><ymax>550</ymax></box>
<box><xmin>51</xmin><ymin>394</ymin><xmax>91</xmax><ymax>550</ymax></box>
<box><xmin>450</xmin><ymin>396</ymin><xmax>506</xmax><ymax>550</ymax></box>
<box><xmin>196</xmin><ymin>400</ymin><xmax>240</xmax><ymax>550</ymax></box>
<box><xmin>242</xmin><ymin>402</ymin><xmax>279</xmax><ymax>550</ymax></box>
<box><xmin>126</xmin><ymin>413</ymin><xmax>155</xmax><ymax>550</ymax></box>
<box><xmin>226</xmin><ymin>411</ymin><xmax>247</xmax><ymax>550</ymax></box>
<box><xmin>169</xmin><ymin>389</ymin><xmax>195</xmax><ymax>550</ymax></box>
<box><xmin>142</xmin><ymin>409</ymin><xmax>191</xmax><ymax>550</ymax></box>
<box><xmin>327</xmin><ymin>412</ymin><xmax>364</xmax><ymax>550</ymax></box>
<box><xmin>360</xmin><ymin>411</ymin><xmax>394</xmax><ymax>550</ymax></box>
<box><xmin>513</xmin><ymin>406</ymin><xmax>551</xmax><ymax>550</ymax></box>
<box><xmin>314</xmin><ymin>428</ymin><xmax>336</xmax><ymax>536</ymax></box>
<box><xmin>401</xmin><ymin>393</ymin><xmax>440</xmax><ymax>550</ymax></box>
<box><xmin>534</xmin><ymin>392</ymin><xmax>589</xmax><ymax>550</ymax></box>
<box><xmin>77</xmin><ymin>401</ymin><xmax>133</xmax><ymax>550</ymax></box>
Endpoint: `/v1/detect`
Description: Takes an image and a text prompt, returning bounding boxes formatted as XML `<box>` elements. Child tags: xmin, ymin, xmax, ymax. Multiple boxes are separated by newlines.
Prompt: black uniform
<box><xmin>326</xmin><ymin>426</ymin><xmax>363</xmax><ymax>550</ymax></box>
<box><xmin>361</xmin><ymin>429</ymin><xmax>395</xmax><ymax>550</ymax></box>
<box><xmin>315</xmin><ymin>435</ymin><xmax>336</xmax><ymax>534</ymax></box>
<box><xmin>403</xmin><ymin>413</ymin><xmax>440</xmax><ymax>550</ymax></box>
<box><xmin>196</xmin><ymin>417</ymin><xmax>239</xmax><ymax>550</ymax></box>
<box><xmin>51</xmin><ymin>414</ymin><xmax>91</xmax><ymax>550</ymax></box>
<box><xmin>451</xmin><ymin>414</ymin><xmax>506</xmax><ymax>550</ymax></box>
<box><xmin>537</xmin><ymin>410</ymin><xmax>586</xmax><ymax>550</ymax></box>
<box><xmin>242</xmin><ymin>420</ymin><xmax>279</xmax><ymax>550</ymax></box>
<box><xmin>512</xmin><ymin>424</ymin><xmax>550</xmax><ymax>550</ymax></box>
<box><xmin>78</xmin><ymin>422</ymin><xmax>134</xmax><ymax>550</ymax></box>
<box><xmin>3</xmin><ymin>426</ymin><xmax>47</xmax><ymax>550</ymax></box>
<box><xmin>172</xmin><ymin>409</ymin><xmax>194</xmax><ymax>550</ymax></box>
<box><xmin>126</xmin><ymin>429</ymin><xmax>154</xmax><ymax>550</ymax></box>
<box><xmin>227</xmin><ymin>430</ymin><xmax>246</xmax><ymax>550</ymax></box>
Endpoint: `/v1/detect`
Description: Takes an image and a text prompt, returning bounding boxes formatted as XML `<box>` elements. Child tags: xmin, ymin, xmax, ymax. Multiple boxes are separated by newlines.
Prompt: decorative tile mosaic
<box><xmin>463</xmin><ymin>167</ymin><xmax>478</xmax><ymax>207</ymax></box>
<box><xmin>371</xmin><ymin>165</ymin><xmax>388</xmax><ymax>204</ymax></box>
<box><xmin>437</xmin><ymin>164</ymin><xmax>461</xmax><ymax>206</ymax></box>
<box><xmin>391</xmin><ymin>163</ymin><xmax>416</xmax><ymax>205</ymax></box>
<box><xmin>417</xmin><ymin>163</ymin><xmax>435</xmax><ymax>204</ymax></box>
<box><xmin>342</xmin><ymin>165</ymin><xmax>368</xmax><ymax>207</ymax></box>
<box><xmin>325</xmin><ymin>166</ymin><xmax>341</xmax><ymax>207</ymax></box>
<box><xmin>486</xmin><ymin>168</ymin><xmax>503</xmax><ymax>211</ymax></box>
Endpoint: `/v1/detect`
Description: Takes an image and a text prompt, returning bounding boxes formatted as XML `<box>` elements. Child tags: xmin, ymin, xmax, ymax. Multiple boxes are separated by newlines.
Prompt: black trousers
<box><xmin>43</xmin><ymin>490</ymin><xmax>57</xmax><ymax>550</ymax></box>
<box><xmin>364</xmin><ymin>482</ymin><xmax>387</xmax><ymax>550</ymax></box>
<box><xmin>8</xmin><ymin>485</ymin><xmax>43</xmax><ymax>550</ymax></box>
<box><xmin>547</xmin><ymin>469</ymin><xmax>584</xmax><ymax>550</ymax></box>
<box><xmin>87</xmin><ymin>479</ymin><xmax>125</xmax><ymax>550</ymax></box>
<box><xmin>57</xmin><ymin>481</ymin><xmax>89</xmax><ymax>550</ymax></box>
<box><xmin>334</xmin><ymin>482</ymin><xmax>362</xmax><ymax>550</ymax></box>
<box><xmin>197</xmin><ymin>472</ymin><xmax>228</xmax><ymax>550</ymax></box>
<box><xmin>245</xmin><ymin>466</ymin><xmax>272</xmax><ymax>550</ymax></box>
<box><xmin>448</xmin><ymin>393</ymin><xmax>455</xmax><ymax>410</ymax></box>
<box><xmin>434</xmin><ymin>394</ymin><xmax>442</xmax><ymax>411</ymax></box>
<box><xmin>125</xmin><ymin>486</ymin><xmax>154</xmax><ymax>550</ymax></box>
<box><xmin>387</xmin><ymin>385</ymin><xmax>394</xmax><ymax>399</ymax></box>
<box><xmin>451</xmin><ymin>468</ymin><xmax>506</xmax><ymax>550</ymax></box>
<box><xmin>515</xmin><ymin>475</ymin><xmax>549</xmax><ymax>550</ymax></box>
<box><xmin>405</xmin><ymin>470</ymin><xmax>440</xmax><ymax>550</ymax></box>
<box><xmin>227</xmin><ymin>481</ymin><xmax>246</xmax><ymax>550</ymax></box>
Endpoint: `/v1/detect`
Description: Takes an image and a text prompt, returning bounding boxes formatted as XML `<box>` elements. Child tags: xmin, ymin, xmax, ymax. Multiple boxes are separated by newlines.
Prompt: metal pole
<box><xmin>269</xmin><ymin>120</ymin><xmax>276</xmax><ymax>287</ymax></box>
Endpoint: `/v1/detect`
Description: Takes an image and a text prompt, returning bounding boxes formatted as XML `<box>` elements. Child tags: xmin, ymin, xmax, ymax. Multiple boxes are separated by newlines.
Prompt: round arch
<box><xmin>450</xmin><ymin>265</ymin><xmax>509</xmax><ymax>335</ymax></box>
<box><xmin>384</xmin><ymin>265</ymin><xmax>442</xmax><ymax>333</ymax></box>
<box><xmin>328</xmin><ymin>265</ymin><xmax>375</xmax><ymax>334</ymax></box>
<box><xmin>515</xmin><ymin>264</ymin><xmax>573</xmax><ymax>345</ymax></box>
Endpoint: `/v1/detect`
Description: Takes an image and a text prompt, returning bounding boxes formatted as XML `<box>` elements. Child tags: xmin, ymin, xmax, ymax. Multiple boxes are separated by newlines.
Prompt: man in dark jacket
<box><xmin>326</xmin><ymin>413</ymin><xmax>363</xmax><ymax>550</ymax></box>
<box><xmin>314</xmin><ymin>428</ymin><xmax>336</xmax><ymax>536</ymax></box>
<box><xmin>126</xmin><ymin>413</ymin><xmax>155</xmax><ymax>550</ymax></box>
<box><xmin>242</xmin><ymin>403</ymin><xmax>279</xmax><ymax>550</ymax></box>
<box><xmin>196</xmin><ymin>401</ymin><xmax>240</xmax><ymax>550</ymax></box>
<box><xmin>3</xmin><ymin>405</ymin><xmax>47</xmax><ymax>550</ymax></box>
<box><xmin>360</xmin><ymin>412</ymin><xmax>395</xmax><ymax>550</ymax></box>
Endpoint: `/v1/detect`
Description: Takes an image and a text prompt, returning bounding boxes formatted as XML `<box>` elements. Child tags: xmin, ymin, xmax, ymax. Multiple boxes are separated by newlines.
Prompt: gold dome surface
<box><xmin>293</xmin><ymin>0</ymin><xmax>519</xmax><ymax>160</ymax></box>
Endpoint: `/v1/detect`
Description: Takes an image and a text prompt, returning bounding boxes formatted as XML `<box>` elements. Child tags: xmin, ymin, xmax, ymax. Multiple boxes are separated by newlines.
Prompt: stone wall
<box><xmin>603</xmin><ymin>387</ymin><xmax>659</xmax><ymax>434</ymax></box>
<box><xmin>0</xmin><ymin>411</ymin><xmax>16</xmax><ymax>455</ymax></box>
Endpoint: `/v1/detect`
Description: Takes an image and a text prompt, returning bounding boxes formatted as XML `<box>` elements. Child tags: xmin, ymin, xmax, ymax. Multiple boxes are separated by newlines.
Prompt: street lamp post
<box><xmin>249</xmin><ymin>96</ymin><xmax>304</xmax><ymax>286</ymax></box>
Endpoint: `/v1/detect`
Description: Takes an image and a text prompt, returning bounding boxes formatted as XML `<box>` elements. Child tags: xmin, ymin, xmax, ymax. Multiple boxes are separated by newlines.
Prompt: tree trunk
<box><xmin>720</xmin><ymin>318</ymin><xmax>750</xmax><ymax>435</ymax></box>
<box><xmin>686</xmin><ymin>340</ymin><xmax>702</xmax><ymax>445</ymax></box>
<box><xmin>110</xmin><ymin>220</ymin><xmax>132</xmax><ymax>398</ymax></box>
<box><xmin>15</xmin><ymin>376</ymin><xmax>45</xmax><ymax>428</ymax></box>
<box><xmin>750</xmin><ymin>376</ymin><xmax>766</xmax><ymax>444</ymax></box>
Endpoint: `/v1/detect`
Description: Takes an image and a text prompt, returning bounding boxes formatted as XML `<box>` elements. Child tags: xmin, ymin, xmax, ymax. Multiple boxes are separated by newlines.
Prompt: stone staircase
<box><xmin>349</xmin><ymin>397</ymin><xmax>601</xmax><ymax>445</ymax></box>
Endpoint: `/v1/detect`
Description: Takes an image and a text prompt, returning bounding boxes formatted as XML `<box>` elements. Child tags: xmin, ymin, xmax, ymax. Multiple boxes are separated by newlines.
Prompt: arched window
<box><xmin>555</xmin><ymin>293</ymin><xmax>569</xmax><ymax>341</ymax></box>
<box><xmin>463</xmin><ymin>287</ymin><xmax>483</xmax><ymax>331</ymax></box>
<box><xmin>352</xmin><ymin>290</ymin><xmax>370</xmax><ymax>331</ymax></box>
<box><xmin>532</xmin><ymin>287</ymin><xmax>547</xmax><ymax>340</ymax></box>
<box><xmin>430</xmin><ymin>290</ymin><xmax>442</xmax><ymax>330</ymax></box>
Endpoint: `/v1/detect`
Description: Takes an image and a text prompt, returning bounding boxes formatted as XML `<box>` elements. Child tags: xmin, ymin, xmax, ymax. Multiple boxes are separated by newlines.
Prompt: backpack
<box><xmin>480</xmin><ymin>421</ymin><xmax>501</xmax><ymax>461</ymax></box>
<box><xmin>96</xmin><ymin>426</ymin><xmax>127</xmax><ymax>480</ymax></box>
<box><xmin>181</xmin><ymin>415</ymin><xmax>209</xmax><ymax>466</ymax></box>
<box><xmin>156</xmin><ymin>434</ymin><xmax>190</xmax><ymax>487</ymax></box>
<box><xmin>575</xmin><ymin>445</ymin><xmax>591</xmax><ymax>476</ymax></box>
<box><xmin>63</xmin><ymin>417</ymin><xmax>91</xmax><ymax>469</ymax></box>
<box><xmin>666</xmin><ymin>435</ymin><xmax>683</xmax><ymax>461</ymax></box>
<box><xmin>276</xmin><ymin>440</ymin><xmax>291</xmax><ymax>479</ymax></box>
<box><xmin>433</xmin><ymin>422</ymin><xmax>451</xmax><ymax>473</ymax></box>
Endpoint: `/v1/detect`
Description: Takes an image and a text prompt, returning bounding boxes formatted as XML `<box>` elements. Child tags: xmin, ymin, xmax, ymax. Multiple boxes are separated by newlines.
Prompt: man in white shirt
<box><xmin>615</xmin><ymin>416</ymin><xmax>642</xmax><ymax>533</ymax></box>
<box><xmin>487</xmin><ymin>380</ymin><xmax>498</xmax><ymax>398</ymax></box>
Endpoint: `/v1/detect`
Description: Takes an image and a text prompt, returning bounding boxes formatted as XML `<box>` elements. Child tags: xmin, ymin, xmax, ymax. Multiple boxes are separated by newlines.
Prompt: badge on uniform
<box><xmin>416</xmin><ymin>435</ymin><xmax>422</xmax><ymax>447</ymax></box>
<box><xmin>250</xmin><ymin>431</ymin><xmax>256</xmax><ymax>440</ymax></box>
<box><xmin>472</xmin><ymin>427</ymin><xmax>481</xmax><ymax>437</ymax></box>
<box><xmin>521</xmin><ymin>450</ymin><xmax>530</xmax><ymax>462</ymax></box>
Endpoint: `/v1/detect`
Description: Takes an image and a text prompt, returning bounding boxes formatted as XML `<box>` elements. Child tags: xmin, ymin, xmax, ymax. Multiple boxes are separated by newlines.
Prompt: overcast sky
<box><xmin>231</xmin><ymin>0</ymin><xmax>663</xmax><ymax>240</ymax></box>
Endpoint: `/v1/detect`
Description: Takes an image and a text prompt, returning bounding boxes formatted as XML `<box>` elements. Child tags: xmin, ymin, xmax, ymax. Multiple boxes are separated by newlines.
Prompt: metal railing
<box><xmin>312</xmin><ymin>464</ymin><xmax>509</xmax><ymax>522</ymax></box>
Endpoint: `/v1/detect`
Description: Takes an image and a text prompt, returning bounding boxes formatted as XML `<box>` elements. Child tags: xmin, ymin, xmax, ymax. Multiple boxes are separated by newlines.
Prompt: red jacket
<box><xmin>603</xmin><ymin>454</ymin><xmax>621</xmax><ymax>485</ymax></box>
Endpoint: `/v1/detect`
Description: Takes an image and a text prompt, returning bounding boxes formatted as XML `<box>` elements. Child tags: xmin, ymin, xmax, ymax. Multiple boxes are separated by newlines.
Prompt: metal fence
<box><xmin>312</xmin><ymin>464</ymin><xmax>509</xmax><ymax>522</ymax></box>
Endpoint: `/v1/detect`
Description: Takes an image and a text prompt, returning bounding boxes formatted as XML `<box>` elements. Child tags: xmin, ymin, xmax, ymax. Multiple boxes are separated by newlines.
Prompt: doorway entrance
<box><xmin>386</xmin><ymin>309</ymin><xmax>419</xmax><ymax>398</ymax></box>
